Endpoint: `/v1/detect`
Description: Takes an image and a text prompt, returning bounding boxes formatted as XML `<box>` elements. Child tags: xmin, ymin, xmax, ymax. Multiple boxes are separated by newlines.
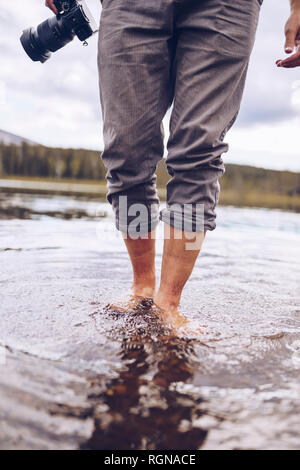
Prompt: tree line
<box><xmin>0</xmin><ymin>142</ymin><xmax>105</xmax><ymax>181</ymax></box>
<box><xmin>0</xmin><ymin>142</ymin><xmax>299</xmax><ymax>200</ymax></box>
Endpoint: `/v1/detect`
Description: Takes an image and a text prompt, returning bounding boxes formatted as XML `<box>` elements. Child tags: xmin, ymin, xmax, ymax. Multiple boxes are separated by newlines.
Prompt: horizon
<box><xmin>1</xmin><ymin>126</ymin><xmax>299</xmax><ymax>175</ymax></box>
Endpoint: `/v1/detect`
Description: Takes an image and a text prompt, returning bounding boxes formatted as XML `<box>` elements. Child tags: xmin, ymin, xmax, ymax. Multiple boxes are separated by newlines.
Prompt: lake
<box><xmin>0</xmin><ymin>191</ymin><xmax>299</xmax><ymax>450</ymax></box>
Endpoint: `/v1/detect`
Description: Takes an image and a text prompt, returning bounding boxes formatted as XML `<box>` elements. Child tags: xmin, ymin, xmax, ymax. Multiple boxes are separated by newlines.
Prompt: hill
<box><xmin>0</xmin><ymin>129</ymin><xmax>37</xmax><ymax>146</ymax></box>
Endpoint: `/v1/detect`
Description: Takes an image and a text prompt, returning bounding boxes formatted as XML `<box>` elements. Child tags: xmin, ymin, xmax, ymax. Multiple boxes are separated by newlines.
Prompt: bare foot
<box><xmin>153</xmin><ymin>296</ymin><xmax>204</xmax><ymax>336</ymax></box>
<box><xmin>153</xmin><ymin>306</ymin><xmax>204</xmax><ymax>336</ymax></box>
<box><xmin>106</xmin><ymin>288</ymin><xmax>154</xmax><ymax>314</ymax></box>
<box><xmin>152</xmin><ymin>303</ymin><xmax>188</xmax><ymax>330</ymax></box>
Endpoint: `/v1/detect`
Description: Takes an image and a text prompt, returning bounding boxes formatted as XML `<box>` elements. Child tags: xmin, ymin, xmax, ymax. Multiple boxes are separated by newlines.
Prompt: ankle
<box><xmin>154</xmin><ymin>289</ymin><xmax>181</xmax><ymax>311</ymax></box>
<box><xmin>132</xmin><ymin>276</ymin><xmax>156</xmax><ymax>298</ymax></box>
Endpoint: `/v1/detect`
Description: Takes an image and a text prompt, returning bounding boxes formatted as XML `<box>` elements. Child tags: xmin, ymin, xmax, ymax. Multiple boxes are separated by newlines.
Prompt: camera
<box><xmin>20</xmin><ymin>0</ymin><xmax>98</xmax><ymax>63</ymax></box>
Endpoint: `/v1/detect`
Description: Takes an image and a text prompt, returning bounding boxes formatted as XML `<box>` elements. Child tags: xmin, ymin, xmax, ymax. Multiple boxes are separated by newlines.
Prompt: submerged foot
<box><xmin>153</xmin><ymin>291</ymin><xmax>186</xmax><ymax>329</ymax></box>
<box><xmin>105</xmin><ymin>287</ymin><xmax>155</xmax><ymax>314</ymax></box>
<box><xmin>152</xmin><ymin>301</ymin><xmax>188</xmax><ymax>331</ymax></box>
<box><xmin>153</xmin><ymin>295</ymin><xmax>203</xmax><ymax>335</ymax></box>
<box><xmin>153</xmin><ymin>304</ymin><xmax>204</xmax><ymax>336</ymax></box>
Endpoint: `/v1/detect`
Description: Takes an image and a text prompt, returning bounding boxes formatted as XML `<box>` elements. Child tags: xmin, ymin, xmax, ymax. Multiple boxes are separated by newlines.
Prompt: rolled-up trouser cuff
<box><xmin>116</xmin><ymin>206</ymin><xmax>160</xmax><ymax>235</ymax></box>
<box><xmin>111</xmin><ymin>196</ymin><xmax>160</xmax><ymax>236</ymax></box>
<box><xmin>160</xmin><ymin>205</ymin><xmax>216</xmax><ymax>233</ymax></box>
<box><xmin>109</xmin><ymin>179</ymin><xmax>160</xmax><ymax>236</ymax></box>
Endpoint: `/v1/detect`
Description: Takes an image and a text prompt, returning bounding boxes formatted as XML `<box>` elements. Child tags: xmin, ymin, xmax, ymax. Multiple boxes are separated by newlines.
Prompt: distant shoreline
<box><xmin>0</xmin><ymin>176</ymin><xmax>107</xmax><ymax>198</ymax></box>
<box><xmin>1</xmin><ymin>176</ymin><xmax>299</xmax><ymax>213</ymax></box>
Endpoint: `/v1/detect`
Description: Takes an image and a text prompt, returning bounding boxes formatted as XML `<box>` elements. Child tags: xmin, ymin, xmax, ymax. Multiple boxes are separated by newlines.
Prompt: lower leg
<box><xmin>154</xmin><ymin>225</ymin><xmax>206</xmax><ymax>323</ymax></box>
<box><xmin>123</xmin><ymin>232</ymin><xmax>156</xmax><ymax>298</ymax></box>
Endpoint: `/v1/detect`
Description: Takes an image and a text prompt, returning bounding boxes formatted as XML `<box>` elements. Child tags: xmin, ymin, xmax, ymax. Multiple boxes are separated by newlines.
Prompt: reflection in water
<box><xmin>0</xmin><ymin>191</ymin><xmax>107</xmax><ymax>220</ymax></box>
<box><xmin>83</xmin><ymin>307</ymin><xmax>210</xmax><ymax>450</ymax></box>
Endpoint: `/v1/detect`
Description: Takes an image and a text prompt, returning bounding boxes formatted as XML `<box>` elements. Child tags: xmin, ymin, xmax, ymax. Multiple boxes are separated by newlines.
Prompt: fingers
<box><xmin>277</xmin><ymin>16</ymin><xmax>300</xmax><ymax>69</ymax></box>
<box><xmin>275</xmin><ymin>11</ymin><xmax>300</xmax><ymax>69</ymax></box>
<box><xmin>45</xmin><ymin>0</ymin><xmax>58</xmax><ymax>14</ymax></box>
<box><xmin>277</xmin><ymin>56</ymin><xmax>300</xmax><ymax>68</ymax></box>
<box><xmin>276</xmin><ymin>56</ymin><xmax>300</xmax><ymax>68</ymax></box>
<box><xmin>284</xmin><ymin>21</ymin><xmax>298</xmax><ymax>53</ymax></box>
<box><xmin>277</xmin><ymin>42</ymin><xmax>300</xmax><ymax>68</ymax></box>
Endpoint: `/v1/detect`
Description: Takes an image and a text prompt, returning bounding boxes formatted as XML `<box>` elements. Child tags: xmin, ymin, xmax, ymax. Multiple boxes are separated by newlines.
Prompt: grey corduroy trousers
<box><xmin>98</xmin><ymin>0</ymin><xmax>263</xmax><ymax>234</ymax></box>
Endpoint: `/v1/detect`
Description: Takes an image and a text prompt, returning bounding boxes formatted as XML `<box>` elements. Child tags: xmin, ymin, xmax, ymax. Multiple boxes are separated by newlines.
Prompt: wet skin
<box><xmin>106</xmin><ymin>226</ymin><xmax>205</xmax><ymax>331</ymax></box>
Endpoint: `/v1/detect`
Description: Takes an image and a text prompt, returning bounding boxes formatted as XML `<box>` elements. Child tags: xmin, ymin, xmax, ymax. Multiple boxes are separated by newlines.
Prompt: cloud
<box><xmin>227</xmin><ymin>117</ymin><xmax>300</xmax><ymax>171</ymax></box>
<box><xmin>0</xmin><ymin>0</ymin><xmax>299</xmax><ymax>171</ymax></box>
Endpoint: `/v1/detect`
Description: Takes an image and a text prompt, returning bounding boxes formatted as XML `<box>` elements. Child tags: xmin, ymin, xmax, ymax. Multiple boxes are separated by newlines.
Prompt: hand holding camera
<box><xmin>20</xmin><ymin>0</ymin><xmax>98</xmax><ymax>63</ymax></box>
<box><xmin>45</xmin><ymin>0</ymin><xmax>58</xmax><ymax>15</ymax></box>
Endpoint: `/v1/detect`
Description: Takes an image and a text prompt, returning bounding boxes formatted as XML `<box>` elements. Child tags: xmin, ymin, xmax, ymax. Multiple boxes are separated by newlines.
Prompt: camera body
<box><xmin>53</xmin><ymin>0</ymin><xmax>96</xmax><ymax>42</ymax></box>
<box><xmin>20</xmin><ymin>0</ymin><xmax>98</xmax><ymax>63</ymax></box>
<box><xmin>54</xmin><ymin>0</ymin><xmax>78</xmax><ymax>11</ymax></box>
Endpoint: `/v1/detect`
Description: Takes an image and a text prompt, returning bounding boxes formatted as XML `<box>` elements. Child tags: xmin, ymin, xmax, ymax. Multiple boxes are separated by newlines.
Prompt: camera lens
<box><xmin>20</xmin><ymin>16</ymin><xmax>75</xmax><ymax>64</ymax></box>
<box><xmin>20</xmin><ymin>28</ymin><xmax>52</xmax><ymax>63</ymax></box>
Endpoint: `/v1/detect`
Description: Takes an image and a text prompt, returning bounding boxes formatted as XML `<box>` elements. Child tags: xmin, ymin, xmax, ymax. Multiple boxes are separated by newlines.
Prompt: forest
<box><xmin>0</xmin><ymin>142</ymin><xmax>299</xmax><ymax>211</ymax></box>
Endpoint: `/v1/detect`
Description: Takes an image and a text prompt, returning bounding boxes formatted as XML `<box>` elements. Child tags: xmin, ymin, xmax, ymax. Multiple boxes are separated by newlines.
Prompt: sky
<box><xmin>0</xmin><ymin>0</ymin><xmax>299</xmax><ymax>171</ymax></box>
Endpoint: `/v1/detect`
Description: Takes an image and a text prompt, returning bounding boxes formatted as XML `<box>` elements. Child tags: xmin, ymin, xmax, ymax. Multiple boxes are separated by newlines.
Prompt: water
<box><xmin>0</xmin><ymin>192</ymin><xmax>299</xmax><ymax>450</ymax></box>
